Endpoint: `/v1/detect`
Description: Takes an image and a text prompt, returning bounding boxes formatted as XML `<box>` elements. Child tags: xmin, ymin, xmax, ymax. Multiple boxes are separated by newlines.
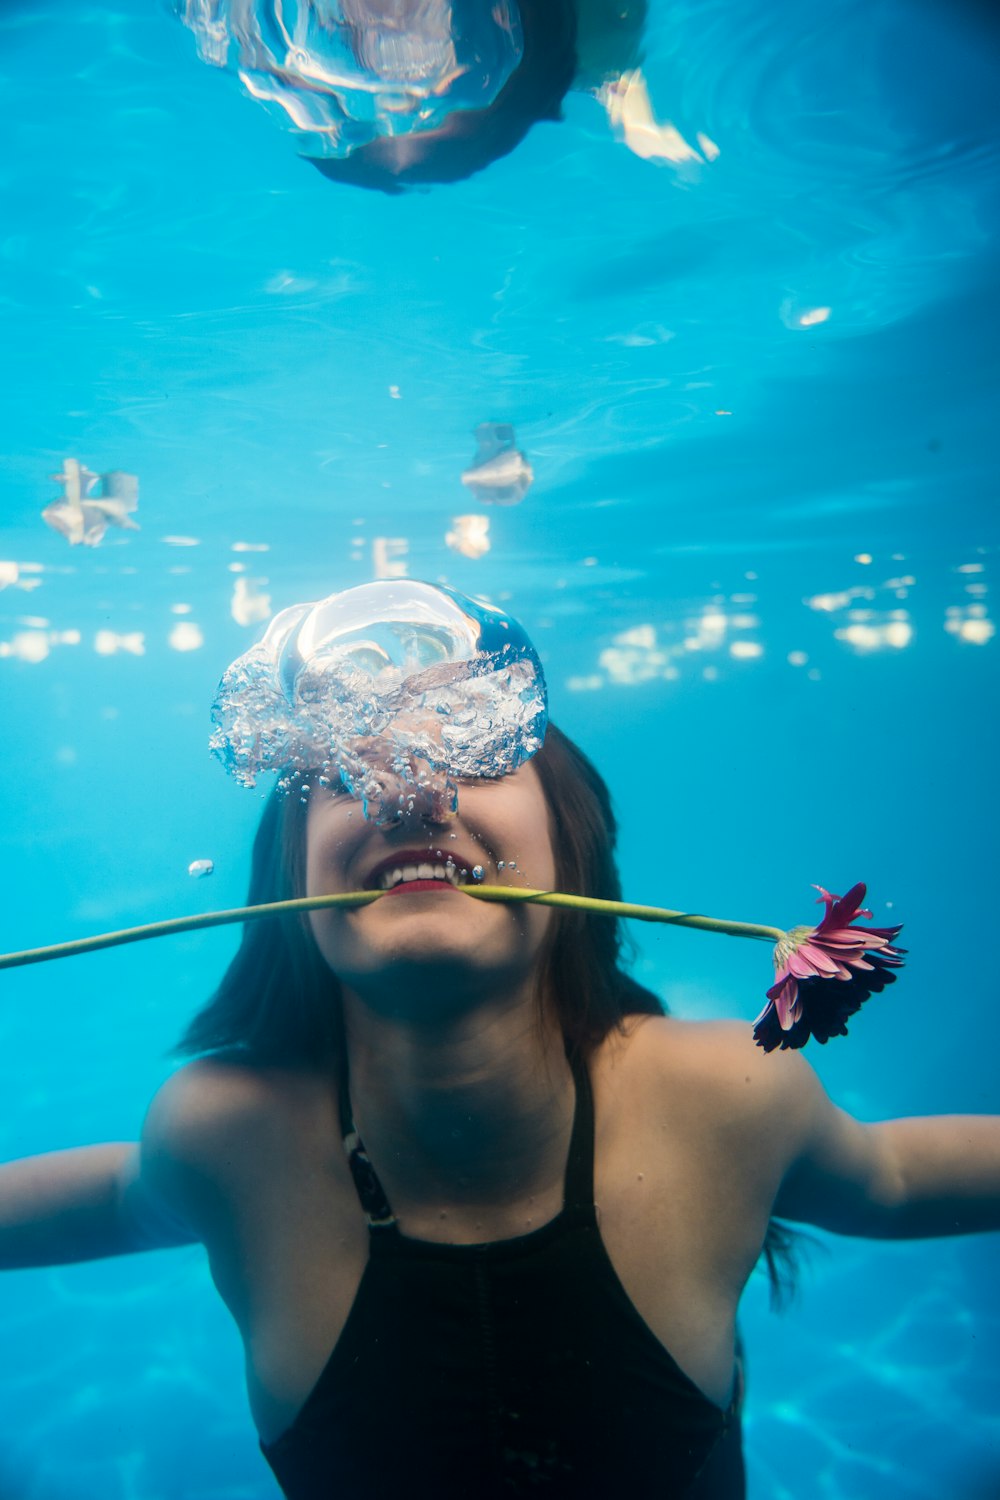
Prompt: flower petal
<box><xmin>795</xmin><ymin>942</ymin><xmax>844</xmax><ymax>976</ymax></box>
<box><xmin>769</xmin><ymin>975</ymin><xmax>799</xmax><ymax>1029</ymax></box>
<box><xmin>816</xmin><ymin>883</ymin><xmax>870</xmax><ymax>932</ymax></box>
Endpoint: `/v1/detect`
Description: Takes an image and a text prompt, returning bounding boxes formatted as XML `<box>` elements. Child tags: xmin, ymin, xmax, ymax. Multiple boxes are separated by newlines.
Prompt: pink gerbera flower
<box><xmin>753</xmin><ymin>883</ymin><xmax>905</xmax><ymax>1052</ymax></box>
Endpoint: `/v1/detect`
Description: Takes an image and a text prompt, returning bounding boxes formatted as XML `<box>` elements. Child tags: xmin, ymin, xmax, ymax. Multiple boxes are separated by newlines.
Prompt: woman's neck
<box><xmin>341</xmin><ymin>986</ymin><xmax>575</xmax><ymax>1216</ymax></box>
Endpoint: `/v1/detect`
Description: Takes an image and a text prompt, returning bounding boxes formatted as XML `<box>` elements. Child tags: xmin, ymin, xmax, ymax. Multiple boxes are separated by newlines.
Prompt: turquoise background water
<box><xmin>1</xmin><ymin>0</ymin><xmax>998</xmax><ymax>1495</ymax></box>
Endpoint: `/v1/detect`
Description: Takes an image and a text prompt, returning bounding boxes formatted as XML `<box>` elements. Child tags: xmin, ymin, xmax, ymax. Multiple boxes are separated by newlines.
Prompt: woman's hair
<box><xmin>176</xmin><ymin>720</ymin><xmax>800</xmax><ymax>1303</ymax></box>
<box><xmin>307</xmin><ymin>0</ymin><xmax>578</xmax><ymax>193</ymax></box>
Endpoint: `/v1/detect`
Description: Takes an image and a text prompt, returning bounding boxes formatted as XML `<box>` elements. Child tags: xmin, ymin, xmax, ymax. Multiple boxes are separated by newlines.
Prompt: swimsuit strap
<box><xmin>562</xmin><ymin>1045</ymin><xmax>597</xmax><ymax>1214</ymax></box>
<box><xmin>337</xmin><ymin>1049</ymin><xmax>397</xmax><ymax>1231</ymax></box>
<box><xmin>336</xmin><ymin>1042</ymin><xmax>595</xmax><ymax>1232</ymax></box>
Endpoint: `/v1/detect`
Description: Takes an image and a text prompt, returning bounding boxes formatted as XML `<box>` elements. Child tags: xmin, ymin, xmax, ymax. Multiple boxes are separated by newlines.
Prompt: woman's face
<box><xmin>304</xmin><ymin>761</ymin><xmax>558</xmax><ymax>1019</ymax></box>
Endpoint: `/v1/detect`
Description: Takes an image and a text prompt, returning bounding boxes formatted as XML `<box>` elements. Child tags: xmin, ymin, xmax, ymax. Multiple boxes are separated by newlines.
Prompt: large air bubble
<box><xmin>210</xmin><ymin>580</ymin><xmax>547</xmax><ymax>823</ymax></box>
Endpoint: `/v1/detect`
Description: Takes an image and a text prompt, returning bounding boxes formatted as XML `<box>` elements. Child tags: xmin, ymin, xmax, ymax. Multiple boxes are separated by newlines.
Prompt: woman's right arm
<box><xmin>0</xmin><ymin>1071</ymin><xmax>206</xmax><ymax>1270</ymax></box>
<box><xmin>0</xmin><ymin>1142</ymin><xmax>197</xmax><ymax>1268</ymax></box>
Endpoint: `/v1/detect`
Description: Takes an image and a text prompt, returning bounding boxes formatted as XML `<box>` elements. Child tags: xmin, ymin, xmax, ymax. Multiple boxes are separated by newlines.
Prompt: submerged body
<box><xmin>146</xmin><ymin>1018</ymin><xmax>771</xmax><ymax>1448</ymax></box>
<box><xmin>153</xmin><ymin>1017</ymin><xmax>770</xmax><ymax>1495</ymax></box>
<box><xmin>3</xmin><ymin>735</ymin><xmax>999</xmax><ymax>1497</ymax></box>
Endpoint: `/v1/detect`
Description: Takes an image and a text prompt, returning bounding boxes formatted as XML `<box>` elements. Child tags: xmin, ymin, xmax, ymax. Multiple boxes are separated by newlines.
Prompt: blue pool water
<box><xmin>1</xmin><ymin>1</ymin><xmax>998</xmax><ymax>1495</ymax></box>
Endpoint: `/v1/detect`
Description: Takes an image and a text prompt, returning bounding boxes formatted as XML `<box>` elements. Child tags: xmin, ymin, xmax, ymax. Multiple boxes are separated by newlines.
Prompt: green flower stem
<box><xmin>0</xmin><ymin>886</ymin><xmax>783</xmax><ymax>974</ymax></box>
<box><xmin>0</xmin><ymin>892</ymin><xmax>382</xmax><ymax>972</ymax></box>
<box><xmin>462</xmin><ymin>886</ymin><xmax>784</xmax><ymax>942</ymax></box>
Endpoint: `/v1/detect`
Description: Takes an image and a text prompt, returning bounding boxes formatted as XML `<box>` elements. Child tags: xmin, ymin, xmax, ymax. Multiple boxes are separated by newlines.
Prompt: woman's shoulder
<box><xmin>135</xmin><ymin>1055</ymin><xmax>334</xmax><ymax>1250</ymax></box>
<box><xmin>602</xmin><ymin>1012</ymin><xmax>821</xmax><ymax>1137</ymax></box>
<box><xmin>617</xmin><ymin>1009</ymin><xmax>812</xmax><ymax>1068</ymax></box>
<box><xmin>140</xmin><ymin>1054</ymin><xmax>330</xmax><ymax>1178</ymax></box>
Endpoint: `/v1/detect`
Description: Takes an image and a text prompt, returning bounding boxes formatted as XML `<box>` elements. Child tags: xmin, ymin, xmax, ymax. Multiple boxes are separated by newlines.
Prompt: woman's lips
<box><xmin>382</xmin><ymin>878</ymin><xmax>460</xmax><ymax>897</ymax></box>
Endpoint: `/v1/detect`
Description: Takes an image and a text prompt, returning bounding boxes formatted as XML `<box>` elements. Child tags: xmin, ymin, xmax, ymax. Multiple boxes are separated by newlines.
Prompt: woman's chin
<box><xmin>340</xmin><ymin>935</ymin><xmax>533</xmax><ymax>1022</ymax></box>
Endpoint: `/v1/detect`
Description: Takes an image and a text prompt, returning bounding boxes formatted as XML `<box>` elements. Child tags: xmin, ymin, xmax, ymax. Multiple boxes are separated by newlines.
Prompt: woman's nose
<box><xmin>366</xmin><ymin>760</ymin><xmax>457</xmax><ymax>828</ymax></box>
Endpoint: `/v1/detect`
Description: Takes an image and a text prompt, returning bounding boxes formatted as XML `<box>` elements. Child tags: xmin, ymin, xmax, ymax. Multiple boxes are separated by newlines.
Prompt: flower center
<box><xmin>773</xmin><ymin>924</ymin><xmax>814</xmax><ymax>968</ymax></box>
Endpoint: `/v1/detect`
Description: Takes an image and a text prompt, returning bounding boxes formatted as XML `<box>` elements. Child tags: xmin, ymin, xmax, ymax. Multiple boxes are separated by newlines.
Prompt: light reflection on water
<box><xmin>0</xmin><ymin>0</ymin><xmax>998</xmax><ymax>1496</ymax></box>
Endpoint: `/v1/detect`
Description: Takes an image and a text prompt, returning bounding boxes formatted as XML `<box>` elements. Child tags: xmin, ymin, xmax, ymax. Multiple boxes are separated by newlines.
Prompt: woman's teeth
<box><xmin>378</xmin><ymin>862</ymin><xmax>469</xmax><ymax>891</ymax></box>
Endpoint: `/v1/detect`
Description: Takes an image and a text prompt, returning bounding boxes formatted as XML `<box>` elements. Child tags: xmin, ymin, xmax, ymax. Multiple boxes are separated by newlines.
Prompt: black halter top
<box><xmin>261</xmin><ymin>1047</ymin><xmax>744</xmax><ymax>1499</ymax></box>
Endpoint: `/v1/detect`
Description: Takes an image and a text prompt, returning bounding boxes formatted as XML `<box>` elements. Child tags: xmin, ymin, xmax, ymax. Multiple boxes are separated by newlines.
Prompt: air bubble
<box><xmin>497</xmin><ymin>860</ymin><xmax>506</xmax><ymax>871</ymax></box>
<box><xmin>209</xmin><ymin>580</ymin><xmax>548</xmax><ymax>827</ymax></box>
<box><xmin>472</xmin><ymin>865</ymin><xmax>484</xmax><ymax>881</ymax></box>
<box><xmin>187</xmin><ymin>859</ymin><xmax>214</xmax><ymax>878</ymax></box>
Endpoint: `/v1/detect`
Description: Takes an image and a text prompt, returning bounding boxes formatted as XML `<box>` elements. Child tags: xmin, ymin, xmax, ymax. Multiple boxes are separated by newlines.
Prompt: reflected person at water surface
<box><xmin>176</xmin><ymin>0</ymin><xmax>648</xmax><ymax>188</ymax></box>
<box><xmin>1</xmin><ymin>582</ymin><xmax>998</xmax><ymax>1499</ymax></box>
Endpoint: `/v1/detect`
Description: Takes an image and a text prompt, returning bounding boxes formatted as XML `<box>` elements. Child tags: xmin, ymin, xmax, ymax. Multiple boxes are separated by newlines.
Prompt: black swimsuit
<box><xmin>261</xmin><ymin>1048</ymin><xmax>745</xmax><ymax>1499</ymax></box>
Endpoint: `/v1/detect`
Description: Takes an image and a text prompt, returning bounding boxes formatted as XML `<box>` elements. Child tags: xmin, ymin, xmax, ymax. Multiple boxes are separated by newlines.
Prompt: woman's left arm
<box><xmin>772</xmin><ymin>1060</ymin><xmax>1000</xmax><ymax>1238</ymax></box>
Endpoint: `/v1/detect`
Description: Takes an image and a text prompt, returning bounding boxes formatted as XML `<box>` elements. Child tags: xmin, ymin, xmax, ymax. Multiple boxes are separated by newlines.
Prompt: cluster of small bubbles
<box><xmin>209</xmin><ymin>582</ymin><xmax>547</xmax><ymax>826</ymax></box>
<box><xmin>472</xmin><ymin>865</ymin><xmax>484</xmax><ymax>881</ymax></box>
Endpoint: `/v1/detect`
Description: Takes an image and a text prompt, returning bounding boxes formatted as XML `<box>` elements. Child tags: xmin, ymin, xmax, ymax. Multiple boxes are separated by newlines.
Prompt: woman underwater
<box><xmin>0</xmin><ymin>582</ymin><xmax>998</xmax><ymax>1499</ymax></box>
